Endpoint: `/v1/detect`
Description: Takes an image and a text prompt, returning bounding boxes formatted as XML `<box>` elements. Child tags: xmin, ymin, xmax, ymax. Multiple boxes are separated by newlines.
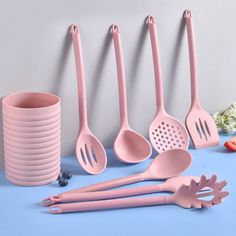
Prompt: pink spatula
<box><xmin>49</xmin><ymin>175</ymin><xmax>228</xmax><ymax>213</ymax></box>
<box><xmin>147</xmin><ymin>16</ymin><xmax>189</xmax><ymax>153</ymax></box>
<box><xmin>70</xmin><ymin>25</ymin><xmax>107</xmax><ymax>174</ymax></box>
<box><xmin>111</xmin><ymin>24</ymin><xmax>152</xmax><ymax>163</ymax></box>
<box><xmin>184</xmin><ymin>10</ymin><xmax>220</xmax><ymax>149</ymax></box>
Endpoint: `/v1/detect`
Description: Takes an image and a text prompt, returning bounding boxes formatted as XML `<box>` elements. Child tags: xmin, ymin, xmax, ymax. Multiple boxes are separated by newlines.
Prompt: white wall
<box><xmin>1</xmin><ymin>0</ymin><xmax>236</xmax><ymax>168</ymax></box>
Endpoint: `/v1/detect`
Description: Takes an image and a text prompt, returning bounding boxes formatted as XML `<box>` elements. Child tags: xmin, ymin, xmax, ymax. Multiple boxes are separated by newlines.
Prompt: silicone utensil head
<box><xmin>114</xmin><ymin>129</ymin><xmax>152</xmax><ymax>163</ymax></box>
<box><xmin>185</xmin><ymin>108</ymin><xmax>220</xmax><ymax>149</ymax></box>
<box><xmin>174</xmin><ymin>175</ymin><xmax>229</xmax><ymax>208</ymax></box>
<box><xmin>145</xmin><ymin>149</ymin><xmax>192</xmax><ymax>179</ymax></box>
<box><xmin>76</xmin><ymin>133</ymin><xmax>107</xmax><ymax>175</ymax></box>
<box><xmin>164</xmin><ymin>176</ymin><xmax>200</xmax><ymax>191</ymax></box>
<box><xmin>149</xmin><ymin>116</ymin><xmax>189</xmax><ymax>153</ymax></box>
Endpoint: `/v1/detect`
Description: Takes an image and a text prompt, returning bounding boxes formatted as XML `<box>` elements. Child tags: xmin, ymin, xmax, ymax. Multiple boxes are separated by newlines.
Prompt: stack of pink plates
<box><xmin>2</xmin><ymin>92</ymin><xmax>61</xmax><ymax>186</ymax></box>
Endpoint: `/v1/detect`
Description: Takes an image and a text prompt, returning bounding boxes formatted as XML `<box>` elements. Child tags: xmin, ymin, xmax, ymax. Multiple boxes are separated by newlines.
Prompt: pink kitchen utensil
<box><xmin>184</xmin><ymin>10</ymin><xmax>220</xmax><ymax>149</ymax></box>
<box><xmin>42</xmin><ymin>148</ymin><xmax>192</xmax><ymax>206</ymax></box>
<box><xmin>49</xmin><ymin>175</ymin><xmax>228</xmax><ymax>213</ymax></box>
<box><xmin>111</xmin><ymin>24</ymin><xmax>152</xmax><ymax>163</ymax></box>
<box><xmin>2</xmin><ymin>92</ymin><xmax>61</xmax><ymax>186</ymax></box>
<box><xmin>47</xmin><ymin>176</ymin><xmax>202</xmax><ymax>204</ymax></box>
<box><xmin>70</xmin><ymin>25</ymin><xmax>107</xmax><ymax>174</ymax></box>
<box><xmin>2</xmin><ymin>92</ymin><xmax>60</xmax><ymax>118</ymax></box>
<box><xmin>147</xmin><ymin>16</ymin><xmax>189</xmax><ymax>153</ymax></box>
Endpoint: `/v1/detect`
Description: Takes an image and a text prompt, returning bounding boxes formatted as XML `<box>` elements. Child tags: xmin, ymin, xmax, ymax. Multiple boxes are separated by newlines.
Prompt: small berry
<box><xmin>58</xmin><ymin>177</ymin><xmax>68</xmax><ymax>187</ymax></box>
<box><xmin>62</xmin><ymin>171</ymin><xmax>72</xmax><ymax>180</ymax></box>
<box><xmin>57</xmin><ymin>174</ymin><xmax>62</xmax><ymax>181</ymax></box>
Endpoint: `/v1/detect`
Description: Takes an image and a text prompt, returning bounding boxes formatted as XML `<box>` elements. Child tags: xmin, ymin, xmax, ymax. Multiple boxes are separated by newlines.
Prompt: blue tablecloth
<box><xmin>0</xmin><ymin>135</ymin><xmax>235</xmax><ymax>236</ymax></box>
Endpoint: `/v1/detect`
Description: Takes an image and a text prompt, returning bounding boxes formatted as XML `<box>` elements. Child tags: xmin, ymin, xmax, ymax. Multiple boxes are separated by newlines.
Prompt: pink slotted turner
<box><xmin>49</xmin><ymin>175</ymin><xmax>228</xmax><ymax>213</ymax></box>
<box><xmin>146</xmin><ymin>16</ymin><xmax>189</xmax><ymax>153</ymax></box>
<box><xmin>184</xmin><ymin>10</ymin><xmax>220</xmax><ymax>149</ymax></box>
<box><xmin>70</xmin><ymin>25</ymin><xmax>107</xmax><ymax>174</ymax></box>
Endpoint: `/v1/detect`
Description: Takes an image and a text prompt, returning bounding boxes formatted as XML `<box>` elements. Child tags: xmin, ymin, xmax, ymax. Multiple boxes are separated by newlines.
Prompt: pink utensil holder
<box><xmin>2</xmin><ymin>92</ymin><xmax>61</xmax><ymax>186</ymax></box>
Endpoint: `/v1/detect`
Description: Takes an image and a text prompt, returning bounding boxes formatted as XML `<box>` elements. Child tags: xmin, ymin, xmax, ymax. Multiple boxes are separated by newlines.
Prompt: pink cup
<box><xmin>3</xmin><ymin>118</ymin><xmax>60</xmax><ymax>132</ymax></box>
<box><xmin>5</xmin><ymin>153</ymin><xmax>60</xmax><ymax>165</ymax></box>
<box><xmin>2</xmin><ymin>92</ymin><xmax>61</xmax><ymax>186</ymax></box>
<box><xmin>3</xmin><ymin>135</ymin><xmax>60</xmax><ymax>149</ymax></box>
<box><xmin>5</xmin><ymin>162</ymin><xmax>60</xmax><ymax>177</ymax></box>
<box><xmin>6</xmin><ymin>169</ymin><xmax>60</xmax><ymax>186</ymax></box>
<box><xmin>2</xmin><ymin>92</ymin><xmax>60</xmax><ymax>118</ymax></box>
<box><xmin>3</xmin><ymin>130</ymin><xmax>60</xmax><ymax>144</ymax></box>
<box><xmin>3</xmin><ymin>126</ymin><xmax>60</xmax><ymax>139</ymax></box>
<box><xmin>5</xmin><ymin>157</ymin><xmax>60</xmax><ymax>171</ymax></box>
<box><xmin>2</xmin><ymin>113</ymin><xmax>60</xmax><ymax>127</ymax></box>
<box><xmin>4</xmin><ymin>148</ymin><xmax>60</xmax><ymax>160</ymax></box>
<box><xmin>5</xmin><ymin>173</ymin><xmax>58</xmax><ymax>186</ymax></box>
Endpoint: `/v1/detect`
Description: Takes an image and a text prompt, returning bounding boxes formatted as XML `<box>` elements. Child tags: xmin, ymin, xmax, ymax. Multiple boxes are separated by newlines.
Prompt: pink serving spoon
<box><xmin>49</xmin><ymin>175</ymin><xmax>228</xmax><ymax>213</ymax></box>
<box><xmin>47</xmin><ymin>176</ymin><xmax>202</xmax><ymax>204</ymax></box>
<box><xmin>42</xmin><ymin>149</ymin><xmax>192</xmax><ymax>206</ymax></box>
<box><xmin>147</xmin><ymin>16</ymin><xmax>189</xmax><ymax>153</ymax></box>
<box><xmin>70</xmin><ymin>25</ymin><xmax>107</xmax><ymax>174</ymax></box>
<box><xmin>111</xmin><ymin>24</ymin><xmax>152</xmax><ymax>163</ymax></box>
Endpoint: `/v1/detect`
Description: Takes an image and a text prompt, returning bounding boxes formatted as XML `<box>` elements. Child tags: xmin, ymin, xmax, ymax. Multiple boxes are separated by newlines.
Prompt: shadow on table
<box><xmin>60</xmin><ymin>156</ymin><xmax>90</xmax><ymax>176</ymax></box>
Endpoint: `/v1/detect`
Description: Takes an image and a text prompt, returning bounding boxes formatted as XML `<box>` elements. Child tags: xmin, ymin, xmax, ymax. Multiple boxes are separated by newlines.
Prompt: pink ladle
<box><xmin>111</xmin><ymin>24</ymin><xmax>152</xmax><ymax>163</ymax></box>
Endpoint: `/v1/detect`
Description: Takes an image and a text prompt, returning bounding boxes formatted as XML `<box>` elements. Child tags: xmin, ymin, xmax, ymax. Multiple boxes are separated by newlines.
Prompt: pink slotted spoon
<box><xmin>111</xmin><ymin>24</ymin><xmax>152</xmax><ymax>163</ymax></box>
<box><xmin>147</xmin><ymin>16</ymin><xmax>189</xmax><ymax>153</ymax></box>
<box><xmin>184</xmin><ymin>10</ymin><xmax>220</xmax><ymax>149</ymax></box>
<box><xmin>70</xmin><ymin>25</ymin><xmax>107</xmax><ymax>174</ymax></box>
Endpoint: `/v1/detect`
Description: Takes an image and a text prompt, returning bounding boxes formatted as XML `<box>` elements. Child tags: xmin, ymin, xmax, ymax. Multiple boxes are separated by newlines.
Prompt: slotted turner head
<box><xmin>76</xmin><ymin>132</ymin><xmax>107</xmax><ymax>175</ymax></box>
<box><xmin>186</xmin><ymin>107</ymin><xmax>220</xmax><ymax>149</ymax></box>
<box><xmin>149</xmin><ymin>115</ymin><xmax>189</xmax><ymax>153</ymax></box>
<box><xmin>184</xmin><ymin>10</ymin><xmax>220</xmax><ymax>149</ymax></box>
<box><xmin>174</xmin><ymin>175</ymin><xmax>229</xmax><ymax>208</ymax></box>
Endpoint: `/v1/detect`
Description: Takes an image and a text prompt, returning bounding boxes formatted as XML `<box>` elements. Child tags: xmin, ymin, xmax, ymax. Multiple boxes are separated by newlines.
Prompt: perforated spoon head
<box><xmin>174</xmin><ymin>175</ymin><xmax>229</xmax><ymax>208</ymax></box>
<box><xmin>149</xmin><ymin>114</ymin><xmax>189</xmax><ymax>153</ymax></box>
<box><xmin>145</xmin><ymin>149</ymin><xmax>192</xmax><ymax>179</ymax></box>
<box><xmin>76</xmin><ymin>131</ymin><xmax>107</xmax><ymax>175</ymax></box>
<box><xmin>114</xmin><ymin>128</ymin><xmax>152</xmax><ymax>163</ymax></box>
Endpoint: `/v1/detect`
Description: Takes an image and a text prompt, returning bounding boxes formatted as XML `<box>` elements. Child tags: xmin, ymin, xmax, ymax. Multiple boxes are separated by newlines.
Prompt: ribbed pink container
<box><xmin>2</xmin><ymin>92</ymin><xmax>61</xmax><ymax>186</ymax></box>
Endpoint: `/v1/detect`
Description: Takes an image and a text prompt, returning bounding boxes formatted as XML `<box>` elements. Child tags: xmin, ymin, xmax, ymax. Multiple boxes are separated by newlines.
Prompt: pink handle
<box><xmin>111</xmin><ymin>24</ymin><xmax>129</xmax><ymax>127</ymax></box>
<box><xmin>49</xmin><ymin>195</ymin><xmax>168</xmax><ymax>213</ymax></box>
<box><xmin>50</xmin><ymin>183</ymin><xmax>167</xmax><ymax>204</ymax></box>
<box><xmin>146</xmin><ymin>16</ymin><xmax>165</xmax><ymax>112</ymax></box>
<box><xmin>70</xmin><ymin>25</ymin><xmax>88</xmax><ymax>130</ymax></box>
<box><xmin>42</xmin><ymin>173</ymin><xmax>145</xmax><ymax>206</ymax></box>
<box><xmin>184</xmin><ymin>10</ymin><xmax>200</xmax><ymax>106</ymax></box>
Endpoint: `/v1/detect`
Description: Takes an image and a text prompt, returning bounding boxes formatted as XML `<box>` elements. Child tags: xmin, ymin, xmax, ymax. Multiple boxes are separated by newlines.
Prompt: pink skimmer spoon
<box><xmin>111</xmin><ymin>24</ymin><xmax>152</xmax><ymax>163</ymax></box>
<box><xmin>184</xmin><ymin>10</ymin><xmax>220</xmax><ymax>149</ymax></box>
<box><xmin>47</xmin><ymin>176</ymin><xmax>202</xmax><ymax>204</ymax></box>
<box><xmin>147</xmin><ymin>16</ymin><xmax>189</xmax><ymax>153</ymax></box>
<box><xmin>70</xmin><ymin>25</ymin><xmax>107</xmax><ymax>174</ymax></box>
<box><xmin>41</xmin><ymin>149</ymin><xmax>192</xmax><ymax>206</ymax></box>
<box><xmin>49</xmin><ymin>175</ymin><xmax>228</xmax><ymax>213</ymax></box>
